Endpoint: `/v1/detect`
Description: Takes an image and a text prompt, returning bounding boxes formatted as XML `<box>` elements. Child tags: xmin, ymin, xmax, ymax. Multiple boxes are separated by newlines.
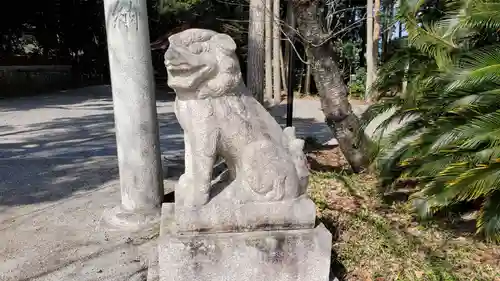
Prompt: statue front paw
<box><xmin>185</xmin><ymin>191</ymin><xmax>210</xmax><ymax>207</ymax></box>
<box><xmin>177</xmin><ymin>174</ymin><xmax>189</xmax><ymax>188</ymax></box>
<box><xmin>177</xmin><ymin>175</ymin><xmax>211</xmax><ymax>207</ymax></box>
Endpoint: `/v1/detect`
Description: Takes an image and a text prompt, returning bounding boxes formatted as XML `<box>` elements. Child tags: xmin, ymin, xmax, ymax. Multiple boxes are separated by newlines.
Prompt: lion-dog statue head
<box><xmin>164</xmin><ymin>28</ymin><xmax>243</xmax><ymax>100</ymax></box>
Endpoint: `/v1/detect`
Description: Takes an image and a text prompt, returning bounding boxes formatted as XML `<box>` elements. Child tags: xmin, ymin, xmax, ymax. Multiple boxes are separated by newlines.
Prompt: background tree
<box><xmin>372</xmin><ymin>0</ymin><xmax>380</xmax><ymax>89</ymax></box>
<box><xmin>265</xmin><ymin>0</ymin><xmax>274</xmax><ymax>106</ymax></box>
<box><xmin>365</xmin><ymin>0</ymin><xmax>375</xmax><ymax>100</ymax></box>
<box><xmin>247</xmin><ymin>0</ymin><xmax>266</xmax><ymax>103</ymax></box>
<box><xmin>272</xmin><ymin>0</ymin><xmax>282</xmax><ymax>104</ymax></box>
<box><xmin>293</xmin><ymin>0</ymin><xmax>370</xmax><ymax>172</ymax></box>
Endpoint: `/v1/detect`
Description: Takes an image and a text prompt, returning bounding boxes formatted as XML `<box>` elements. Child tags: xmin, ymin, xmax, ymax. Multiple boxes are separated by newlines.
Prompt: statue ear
<box><xmin>212</xmin><ymin>34</ymin><xmax>237</xmax><ymax>54</ymax></box>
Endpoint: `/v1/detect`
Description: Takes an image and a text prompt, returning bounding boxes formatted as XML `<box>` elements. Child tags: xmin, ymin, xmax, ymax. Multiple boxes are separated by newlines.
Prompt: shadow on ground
<box><xmin>315</xmin><ymin>216</ymin><xmax>348</xmax><ymax>281</ymax></box>
<box><xmin>0</xmin><ymin>85</ymin><xmax>176</xmax><ymax>113</ymax></box>
<box><xmin>379</xmin><ymin>188</ymin><xmax>479</xmax><ymax>238</ymax></box>
<box><xmin>0</xmin><ymin>111</ymin><xmax>183</xmax><ymax>207</ymax></box>
<box><xmin>270</xmin><ymin>103</ymin><xmax>334</xmax><ymax>144</ymax></box>
<box><xmin>0</xmin><ymin>86</ymin><xmax>114</xmax><ymax>113</ymax></box>
<box><xmin>0</xmin><ymin>112</ymin><xmax>182</xmax><ymax>158</ymax></box>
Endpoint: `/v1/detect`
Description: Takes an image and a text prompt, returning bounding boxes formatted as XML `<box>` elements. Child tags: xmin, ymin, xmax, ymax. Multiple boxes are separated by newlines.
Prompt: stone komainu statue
<box><xmin>164</xmin><ymin>29</ymin><xmax>309</xmax><ymax>207</ymax></box>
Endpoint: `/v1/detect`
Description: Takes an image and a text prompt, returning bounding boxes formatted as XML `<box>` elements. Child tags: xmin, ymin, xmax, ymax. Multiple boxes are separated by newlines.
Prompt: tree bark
<box><xmin>297</xmin><ymin>66</ymin><xmax>304</xmax><ymax>94</ymax></box>
<box><xmin>247</xmin><ymin>0</ymin><xmax>265</xmax><ymax>103</ymax></box>
<box><xmin>304</xmin><ymin>47</ymin><xmax>312</xmax><ymax>95</ymax></box>
<box><xmin>381</xmin><ymin>0</ymin><xmax>388</xmax><ymax>61</ymax></box>
<box><xmin>365</xmin><ymin>0</ymin><xmax>375</xmax><ymax>101</ymax></box>
<box><xmin>280</xmin><ymin>48</ymin><xmax>288</xmax><ymax>94</ymax></box>
<box><xmin>294</xmin><ymin>0</ymin><xmax>369</xmax><ymax>172</ymax></box>
<box><xmin>272</xmin><ymin>0</ymin><xmax>282</xmax><ymax>105</ymax></box>
<box><xmin>383</xmin><ymin>0</ymin><xmax>396</xmax><ymax>61</ymax></box>
<box><xmin>283</xmin><ymin>3</ymin><xmax>294</xmax><ymax>75</ymax></box>
<box><xmin>373</xmin><ymin>0</ymin><xmax>381</xmax><ymax>71</ymax></box>
<box><xmin>265</xmin><ymin>0</ymin><xmax>273</xmax><ymax>106</ymax></box>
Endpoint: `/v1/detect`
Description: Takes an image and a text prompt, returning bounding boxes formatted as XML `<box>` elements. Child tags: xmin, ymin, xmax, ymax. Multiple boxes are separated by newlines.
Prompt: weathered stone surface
<box><xmin>155</xmin><ymin>203</ymin><xmax>332</xmax><ymax>281</ymax></box>
<box><xmin>153</xmin><ymin>29</ymin><xmax>334</xmax><ymax>281</ymax></box>
<box><xmin>173</xmin><ymin>195</ymin><xmax>316</xmax><ymax>233</ymax></box>
<box><xmin>147</xmin><ymin>244</ymin><xmax>160</xmax><ymax>281</ymax></box>
<box><xmin>103</xmin><ymin>0</ymin><xmax>164</xmax><ymax>224</ymax></box>
<box><xmin>164</xmin><ymin>28</ymin><xmax>309</xmax><ymax>209</ymax></box>
<box><xmin>158</xmin><ymin>223</ymin><xmax>332</xmax><ymax>281</ymax></box>
<box><xmin>103</xmin><ymin>205</ymin><xmax>161</xmax><ymax>232</ymax></box>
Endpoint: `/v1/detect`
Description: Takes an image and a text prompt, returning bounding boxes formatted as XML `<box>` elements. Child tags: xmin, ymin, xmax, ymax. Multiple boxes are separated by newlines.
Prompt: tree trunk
<box><xmin>381</xmin><ymin>0</ymin><xmax>388</xmax><ymax>61</ymax></box>
<box><xmin>247</xmin><ymin>0</ymin><xmax>265</xmax><ymax>103</ymax></box>
<box><xmin>304</xmin><ymin>53</ymin><xmax>312</xmax><ymax>95</ymax></box>
<box><xmin>280</xmin><ymin>48</ymin><xmax>288</xmax><ymax>94</ymax></box>
<box><xmin>386</xmin><ymin>0</ymin><xmax>396</xmax><ymax>60</ymax></box>
<box><xmin>365</xmin><ymin>0</ymin><xmax>375</xmax><ymax>101</ymax></box>
<box><xmin>294</xmin><ymin>0</ymin><xmax>369</xmax><ymax>172</ymax></box>
<box><xmin>373</xmin><ymin>0</ymin><xmax>381</xmax><ymax>71</ymax></box>
<box><xmin>272</xmin><ymin>0</ymin><xmax>282</xmax><ymax>105</ymax></box>
<box><xmin>264</xmin><ymin>0</ymin><xmax>273</xmax><ymax>107</ymax></box>
<box><xmin>283</xmin><ymin>3</ymin><xmax>294</xmax><ymax>75</ymax></box>
<box><xmin>402</xmin><ymin>60</ymin><xmax>409</xmax><ymax>95</ymax></box>
<box><xmin>297</xmin><ymin>66</ymin><xmax>304</xmax><ymax>94</ymax></box>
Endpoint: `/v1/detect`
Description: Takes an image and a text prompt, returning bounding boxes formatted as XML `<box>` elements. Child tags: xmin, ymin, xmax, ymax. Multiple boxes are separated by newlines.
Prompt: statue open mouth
<box><xmin>166</xmin><ymin>64</ymin><xmax>205</xmax><ymax>76</ymax></box>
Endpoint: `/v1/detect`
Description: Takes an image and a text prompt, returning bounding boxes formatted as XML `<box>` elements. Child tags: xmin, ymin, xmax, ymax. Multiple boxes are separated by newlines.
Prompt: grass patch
<box><xmin>308</xmin><ymin>171</ymin><xmax>500</xmax><ymax>281</ymax></box>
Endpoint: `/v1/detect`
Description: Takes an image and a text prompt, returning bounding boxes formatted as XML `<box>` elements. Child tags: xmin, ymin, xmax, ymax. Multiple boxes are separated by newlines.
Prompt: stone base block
<box><xmin>174</xmin><ymin>195</ymin><xmax>317</xmax><ymax>233</ymax></box>
<box><xmin>158</xmin><ymin>224</ymin><xmax>333</xmax><ymax>281</ymax></box>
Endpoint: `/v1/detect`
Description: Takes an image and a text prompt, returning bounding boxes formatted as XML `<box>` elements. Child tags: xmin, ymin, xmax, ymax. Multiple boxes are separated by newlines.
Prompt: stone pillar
<box><xmin>103</xmin><ymin>0</ymin><xmax>164</xmax><ymax>229</ymax></box>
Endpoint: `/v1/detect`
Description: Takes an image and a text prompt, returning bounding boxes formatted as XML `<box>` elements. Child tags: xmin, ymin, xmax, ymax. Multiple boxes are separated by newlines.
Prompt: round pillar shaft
<box><xmin>103</xmin><ymin>0</ymin><xmax>164</xmax><ymax>213</ymax></box>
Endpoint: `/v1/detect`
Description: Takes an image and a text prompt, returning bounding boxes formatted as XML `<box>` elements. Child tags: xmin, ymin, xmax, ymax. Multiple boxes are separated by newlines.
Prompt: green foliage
<box><xmin>334</xmin><ymin>38</ymin><xmax>365</xmax><ymax>97</ymax></box>
<box><xmin>348</xmin><ymin>67</ymin><xmax>366</xmax><ymax>98</ymax></box>
<box><xmin>363</xmin><ymin>0</ymin><xmax>500</xmax><ymax>241</ymax></box>
<box><xmin>337</xmin><ymin>40</ymin><xmax>363</xmax><ymax>68</ymax></box>
<box><xmin>157</xmin><ymin>0</ymin><xmax>203</xmax><ymax>14</ymax></box>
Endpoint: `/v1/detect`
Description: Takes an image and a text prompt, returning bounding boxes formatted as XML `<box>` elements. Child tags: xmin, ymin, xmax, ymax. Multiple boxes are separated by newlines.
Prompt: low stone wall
<box><xmin>0</xmin><ymin>65</ymin><xmax>74</xmax><ymax>98</ymax></box>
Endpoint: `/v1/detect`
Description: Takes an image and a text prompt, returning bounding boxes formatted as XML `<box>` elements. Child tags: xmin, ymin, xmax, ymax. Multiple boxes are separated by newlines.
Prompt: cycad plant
<box><xmin>362</xmin><ymin>0</ymin><xmax>500</xmax><ymax>241</ymax></box>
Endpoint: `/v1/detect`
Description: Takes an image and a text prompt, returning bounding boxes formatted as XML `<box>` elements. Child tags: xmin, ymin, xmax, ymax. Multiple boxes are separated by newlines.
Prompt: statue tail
<box><xmin>283</xmin><ymin>127</ymin><xmax>310</xmax><ymax>193</ymax></box>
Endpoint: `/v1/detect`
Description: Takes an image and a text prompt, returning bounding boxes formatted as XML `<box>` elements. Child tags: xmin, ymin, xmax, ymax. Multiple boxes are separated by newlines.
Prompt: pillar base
<box><xmin>103</xmin><ymin>205</ymin><xmax>161</xmax><ymax>232</ymax></box>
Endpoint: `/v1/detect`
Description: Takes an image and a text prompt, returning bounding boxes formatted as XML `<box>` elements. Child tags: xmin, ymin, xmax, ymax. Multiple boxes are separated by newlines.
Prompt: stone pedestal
<box><xmin>154</xmin><ymin>202</ymin><xmax>333</xmax><ymax>281</ymax></box>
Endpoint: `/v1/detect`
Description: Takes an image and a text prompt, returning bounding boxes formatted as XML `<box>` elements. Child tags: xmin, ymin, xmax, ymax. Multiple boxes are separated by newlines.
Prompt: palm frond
<box><xmin>461</xmin><ymin>0</ymin><xmax>500</xmax><ymax>30</ymax></box>
<box><xmin>365</xmin><ymin>0</ymin><xmax>500</xmax><ymax>240</ymax></box>
<box><xmin>477</xmin><ymin>190</ymin><xmax>500</xmax><ymax>241</ymax></box>
<box><xmin>430</xmin><ymin>110</ymin><xmax>500</xmax><ymax>152</ymax></box>
<box><xmin>446</xmin><ymin>45</ymin><xmax>500</xmax><ymax>92</ymax></box>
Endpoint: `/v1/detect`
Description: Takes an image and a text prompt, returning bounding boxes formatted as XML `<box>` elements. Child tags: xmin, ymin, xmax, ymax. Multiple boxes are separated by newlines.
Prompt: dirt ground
<box><xmin>306</xmin><ymin>145</ymin><xmax>500</xmax><ymax>281</ymax></box>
